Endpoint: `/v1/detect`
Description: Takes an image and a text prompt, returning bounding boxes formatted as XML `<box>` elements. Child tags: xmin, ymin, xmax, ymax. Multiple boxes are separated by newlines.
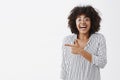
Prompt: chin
<box><xmin>79</xmin><ymin>31</ymin><xmax>89</xmax><ymax>34</ymax></box>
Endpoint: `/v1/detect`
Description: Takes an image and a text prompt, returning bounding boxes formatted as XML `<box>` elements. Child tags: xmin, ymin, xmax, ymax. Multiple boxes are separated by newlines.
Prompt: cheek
<box><xmin>76</xmin><ymin>21</ymin><xmax>78</xmax><ymax>25</ymax></box>
<box><xmin>87</xmin><ymin>22</ymin><xmax>91</xmax><ymax>27</ymax></box>
<box><xmin>88</xmin><ymin>23</ymin><xmax>91</xmax><ymax>27</ymax></box>
<box><xmin>76</xmin><ymin>21</ymin><xmax>79</xmax><ymax>28</ymax></box>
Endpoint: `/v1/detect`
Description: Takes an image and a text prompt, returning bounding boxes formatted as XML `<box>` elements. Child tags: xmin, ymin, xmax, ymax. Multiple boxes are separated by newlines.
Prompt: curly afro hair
<box><xmin>68</xmin><ymin>5</ymin><xmax>101</xmax><ymax>36</ymax></box>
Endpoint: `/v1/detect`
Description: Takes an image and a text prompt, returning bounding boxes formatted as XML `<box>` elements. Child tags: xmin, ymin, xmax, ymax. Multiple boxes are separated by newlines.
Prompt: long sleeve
<box><xmin>60</xmin><ymin>37</ymin><xmax>68</xmax><ymax>80</ymax></box>
<box><xmin>91</xmin><ymin>35</ymin><xmax>107</xmax><ymax>68</ymax></box>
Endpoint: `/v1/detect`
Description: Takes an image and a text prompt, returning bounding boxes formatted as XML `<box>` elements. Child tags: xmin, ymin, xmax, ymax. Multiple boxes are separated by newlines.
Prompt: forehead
<box><xmin>76</xmin><ymin>14</ymin><xmax>89</xmax><ymax>18</ymax></box>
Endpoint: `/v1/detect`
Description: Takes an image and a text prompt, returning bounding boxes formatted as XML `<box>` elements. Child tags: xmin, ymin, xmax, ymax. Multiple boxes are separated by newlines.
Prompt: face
<box><xmin>76</xmin><ymin>14</ymin><xmax>91</xmax><ymax>34</ymax></box>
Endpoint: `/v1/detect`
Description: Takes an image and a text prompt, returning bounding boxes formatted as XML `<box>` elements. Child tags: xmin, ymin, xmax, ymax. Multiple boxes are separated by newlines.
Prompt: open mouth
<box><xmin>80</xmin><ymin>26</ymin><xmax>87</xmax><ymax>28</ymax></box>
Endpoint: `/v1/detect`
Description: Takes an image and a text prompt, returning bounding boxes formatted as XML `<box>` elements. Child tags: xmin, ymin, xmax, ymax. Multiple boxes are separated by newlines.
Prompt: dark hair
<box><xmin>68</xmin><ymin>5</ymin><xmax>101</xmax><ymax>36</ymax></box>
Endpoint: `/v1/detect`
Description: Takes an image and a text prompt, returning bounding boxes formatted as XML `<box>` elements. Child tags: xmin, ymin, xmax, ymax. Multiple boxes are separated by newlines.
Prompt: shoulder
<box><xmin>63</xmin><ymin>33</ymin><xmax>76</xmax><ymax>40</ymax></box>
<box><xmin>93</xmin><ymin>32</ymin><xmax>106</xmax><ymax>42</ymax></box>
<box><xmin>62</xmin><ymin>33</ymin><xmax>77</xmax><ymax>44</ymax></box>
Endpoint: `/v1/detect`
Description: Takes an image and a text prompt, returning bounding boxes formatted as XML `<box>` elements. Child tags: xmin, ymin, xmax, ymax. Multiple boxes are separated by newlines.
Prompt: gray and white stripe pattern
<box><xmin>60</xmin><ymin>32</ymin><xmax>107</xmax><ymax>80</ymax></box>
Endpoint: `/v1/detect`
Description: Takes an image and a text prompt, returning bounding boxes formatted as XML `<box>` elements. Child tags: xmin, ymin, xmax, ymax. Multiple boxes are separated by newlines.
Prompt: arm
<box><xmin>79</xmin><ymin>35</ymin><xmax>107</xmax><ymax>68</ymax></box>
<box><xmin>79</xmin><ymin>49</ymin><xmax>92</xmax><ymax>63</ymax></box>
<box><xmin>91</xmin><ymin>35</ymin><xmax>107</xmax><ymax>68</ymax></box>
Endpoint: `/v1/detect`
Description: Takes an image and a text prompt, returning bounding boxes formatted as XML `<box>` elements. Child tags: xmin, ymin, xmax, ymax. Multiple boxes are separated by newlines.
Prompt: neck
<box><xmin>77</xmin><ymin>33</ymin><xmax>90</xmax><ymax>40</ymax></box>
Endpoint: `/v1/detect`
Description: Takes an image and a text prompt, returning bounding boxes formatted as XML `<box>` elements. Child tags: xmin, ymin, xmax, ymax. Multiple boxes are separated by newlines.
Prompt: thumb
<box><xmin>74</xmin><ymin>39</ymin><xmax>79</xmax><ymax>46</ymax></box>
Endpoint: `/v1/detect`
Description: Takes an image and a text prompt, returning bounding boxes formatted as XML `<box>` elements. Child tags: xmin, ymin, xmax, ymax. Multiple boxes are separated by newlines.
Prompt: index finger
<box><xmin>64</xmin><ymin>44</ymin><xmax>75</xmax><ymax>47</ymax></box>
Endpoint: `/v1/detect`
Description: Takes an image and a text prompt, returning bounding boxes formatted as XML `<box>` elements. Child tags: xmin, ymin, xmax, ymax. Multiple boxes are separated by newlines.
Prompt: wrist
<box><xmin>79</xmin><ymin>48</ymin><xmax>84</xmax><ymax>54</ymax></box>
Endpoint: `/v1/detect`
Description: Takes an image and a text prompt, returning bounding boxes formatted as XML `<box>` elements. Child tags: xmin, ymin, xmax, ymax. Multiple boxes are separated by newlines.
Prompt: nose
<box><xmin>80</xmin><ymin>19</ymin><xmax>85</xmax><ymax>25</ymax></box>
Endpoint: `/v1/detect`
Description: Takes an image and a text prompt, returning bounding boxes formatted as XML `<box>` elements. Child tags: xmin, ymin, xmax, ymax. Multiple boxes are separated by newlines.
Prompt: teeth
<box><xmin>81</xmin><ymin>27</ymin><xmax>86</xmax><ymax>28</ymax></box>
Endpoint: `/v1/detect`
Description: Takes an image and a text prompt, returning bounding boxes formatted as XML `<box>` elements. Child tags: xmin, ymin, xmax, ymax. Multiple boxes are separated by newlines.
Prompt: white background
<box><xmin>0</xmin><ymin>0</ymin><xmax>120</xmax><ymax>80</ymax></box>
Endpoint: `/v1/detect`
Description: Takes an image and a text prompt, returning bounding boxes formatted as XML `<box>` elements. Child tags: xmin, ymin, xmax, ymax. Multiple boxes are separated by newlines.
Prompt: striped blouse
<box><xmin>60</xmin><ymin>32</ymin><xmax>107</xmax><ymax>80</ymax></box>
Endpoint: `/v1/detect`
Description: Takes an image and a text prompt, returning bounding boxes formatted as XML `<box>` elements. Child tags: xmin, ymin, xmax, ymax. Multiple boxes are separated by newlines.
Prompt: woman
<box><xmin>60</xmin><ymin>5</ymin><xmax>107</xmax><ymax>80</ymax></box>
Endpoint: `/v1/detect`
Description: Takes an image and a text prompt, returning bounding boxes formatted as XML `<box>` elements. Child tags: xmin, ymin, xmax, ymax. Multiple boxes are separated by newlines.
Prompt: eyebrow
<box><xmin>77</xmin><ymin>16</ymin><xmax>89</xmax><ymax>18</ymax></box>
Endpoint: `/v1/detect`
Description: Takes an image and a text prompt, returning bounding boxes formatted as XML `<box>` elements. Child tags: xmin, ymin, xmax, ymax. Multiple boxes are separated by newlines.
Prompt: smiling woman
<box><xmin>60</xmin><ymin>5</ymin><xmax>107</xmax><ymax>80</ymax></box>
<box><xmin>75</xmin><ymin>14</ymin><xmax>91</xmax><ymax>37</ymax></box>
